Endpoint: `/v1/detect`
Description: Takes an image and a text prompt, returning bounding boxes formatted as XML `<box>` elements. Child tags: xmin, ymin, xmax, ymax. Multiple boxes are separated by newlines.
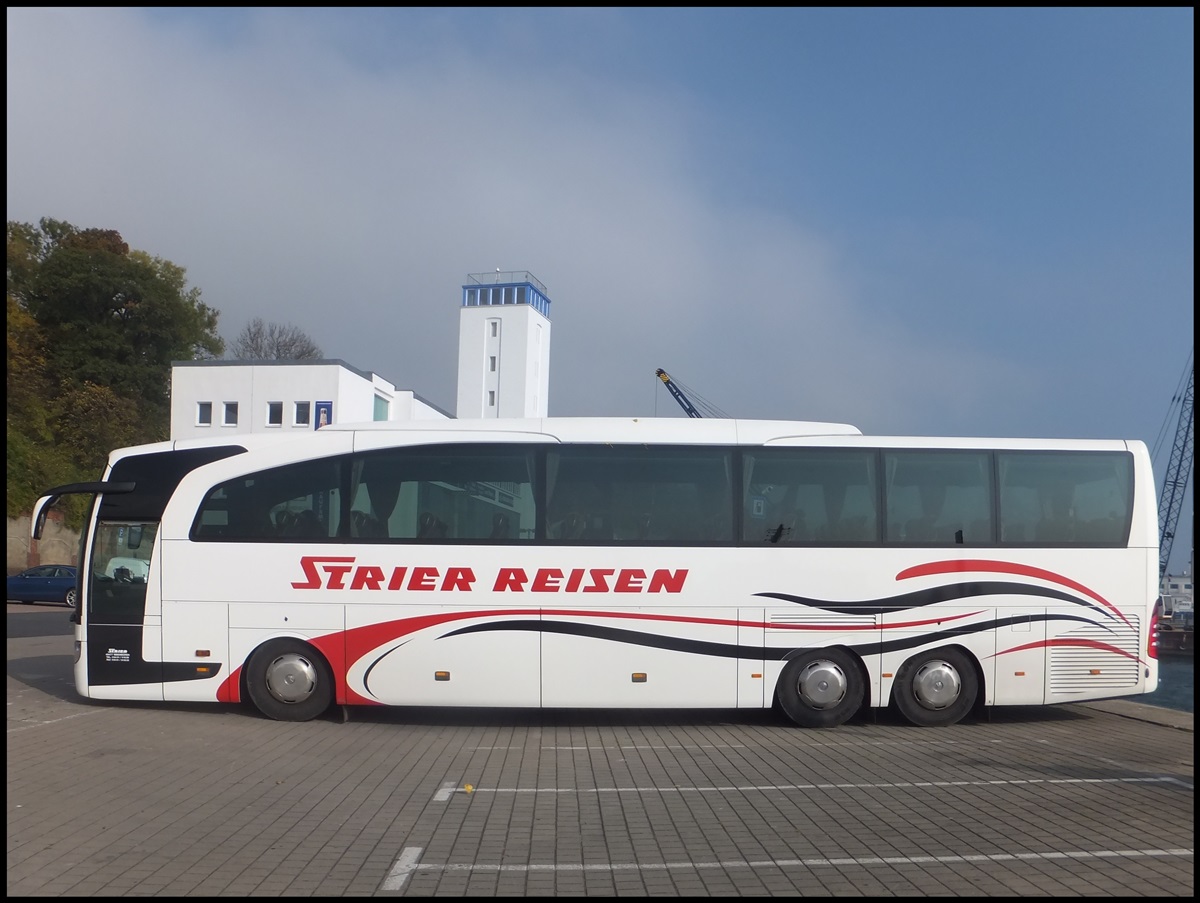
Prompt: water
<box><xmin>1146</xmin><ymin>654</ymin><xmax>1194</xmax><ymax>713</ymax></box>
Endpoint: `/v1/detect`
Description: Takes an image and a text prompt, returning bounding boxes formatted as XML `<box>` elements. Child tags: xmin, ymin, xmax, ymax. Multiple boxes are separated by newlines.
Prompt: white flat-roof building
<box><xmin>169</xmin><ymin>359</ymin><xmax>451</xmax><ymax>441</ymax></box>
<box><xmin>169</xmin><ymin>270</ymin><xmax>551</xmax><ymax>439</ymax></box>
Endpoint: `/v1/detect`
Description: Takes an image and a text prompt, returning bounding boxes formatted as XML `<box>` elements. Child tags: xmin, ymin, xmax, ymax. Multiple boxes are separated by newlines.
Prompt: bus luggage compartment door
<box><xmin>541</xmin><ymin>607</ymin><xmax>739</xmax><ymax>708</ymax></box>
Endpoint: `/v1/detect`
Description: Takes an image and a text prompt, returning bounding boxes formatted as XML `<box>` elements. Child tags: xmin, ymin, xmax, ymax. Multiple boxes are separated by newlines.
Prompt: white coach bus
<box><xmin>32</xmin><ymin>417</ymin><xmax>1162</xmax><ymax>727</ymax></box>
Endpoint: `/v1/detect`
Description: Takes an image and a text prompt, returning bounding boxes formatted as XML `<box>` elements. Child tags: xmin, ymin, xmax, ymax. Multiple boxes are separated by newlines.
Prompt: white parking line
<box><xmin>382</xmin><ymin>846</ymin><xmax>1193</xmax><ymax>890</ymax></box>
<box><xmin>433</xmin><ymin>775</ymin><xmax>1186</xmax><ymax>798</ymax></box>
<box><xmin>432</xmin><ymin>781</ymin><xmax>460</xmax><ymax>802</ymax></box>
<box><xmin>6</xmin><ymin>708</ymin><xmax>103</xmax><ymax>733</ymax></box>
<box><xmin>381</xmin><ymin>846</ymin><xmax>424</xmax><ymax>890</ymax></box>
<box><xmin>461</xmin><ymin>743</ymin><xmax>751</xmax><ymax>751</ymax></box>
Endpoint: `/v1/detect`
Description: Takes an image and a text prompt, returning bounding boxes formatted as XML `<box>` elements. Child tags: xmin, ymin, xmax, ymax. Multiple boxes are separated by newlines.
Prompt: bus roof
<box><xmin>325</xmin><ymin>416</ymin><xmax>864</xmax><ymax>444</ymax></box>
<box><xmin>105</xmin><ymin>417</ymin><xmax>1144</xmax><ymax>462</ymax></box>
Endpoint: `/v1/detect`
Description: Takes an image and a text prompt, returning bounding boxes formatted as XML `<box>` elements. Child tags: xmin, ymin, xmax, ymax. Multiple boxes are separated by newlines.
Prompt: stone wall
<box><xmin>6</xmin><ymin>514</ymin><xmax>80</xmax><ymax>575</ymax></box>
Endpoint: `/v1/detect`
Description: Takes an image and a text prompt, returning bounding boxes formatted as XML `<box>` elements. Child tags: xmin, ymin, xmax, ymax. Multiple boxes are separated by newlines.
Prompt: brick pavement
<box><xmin>7</xmin><ymin>606</ymin><xmax>1194</xmax><ymax>896</ymax></box>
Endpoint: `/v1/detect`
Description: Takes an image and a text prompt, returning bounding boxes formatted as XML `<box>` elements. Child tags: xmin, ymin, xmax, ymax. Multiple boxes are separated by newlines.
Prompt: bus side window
<box><xmin>350</xmin><ymin>510</ymin><xmax>385</xmax><ymax>538</ymax></box>
<box><xmin>888</xmin><ymin>451</ymin><xmax>991</xmax><ymax>545</ymax></box>
<box><xmin>1036</xmin><ymin>483</ymin><xmax>1076</xmax><ymax>541</ymax></box>
<box><xmin>965</xmin><ymin>518</ymin><xmax>992</xmax><ymax>543</ymax></box>
<box><xmin>417</xmin><ymin>512</ymin><xmax>448</xmax><ymax>539</ymax></box>
<box><xmin>547</xmin><ymin>480</ymin><xmax>600</xmax><ymax>541</ymax></box>
<box><xmin>489</xmin><ymin>512</ymin><xmax>513</xmax><ymax>539</ymax></box>
<box><xmin>745</xmin><ymin>449</ymin><xmax>875</xmax><ymax>544</ymax></box>
<box><xmin>999</xmin><ymin>450</ymin><xmax>1132</xmax><ymax>547</ymax></box>
<box><xmin>291</xmin><ymin>510</ymin><xmax>322</xmax><ymax>537</ymax></box>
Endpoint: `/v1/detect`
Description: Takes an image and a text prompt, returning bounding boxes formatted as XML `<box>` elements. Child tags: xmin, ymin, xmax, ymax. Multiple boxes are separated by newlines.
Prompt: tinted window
<box><xmin>743</xmin><ymin>449</ymin><xmax>878</xmax><ymax>543</ymax></box>
<box><xmin>884</xmin><ymin>450</ymin><xmax>993</xmax><ymax>544</ymax></box>
<box><xmin>548</xmin><ymin>445</ymin><xmax>733</xmax><ymax>543</ymax></box>
<box><xmin>997</xmin><ymin>451</ymin><xmax>1133</xmax><ymax>544</ymax></box>
<box><xmin>193</xmin><ymin>445</ymin><xmax>537</xmax><ymax>543</ymax></box>
<box><xmin>194</xmin><ymin>457</ymin><xmax>343</xmax><ymax>540</ymax></box>
<box><xmin>105</xmin><ymin>447</ymin><xmax>245</xmax><ymax>521</ymax></box>
<box><xmin>348</xmin><ymin>445</ymin><xmax>536</xmax><ymax>541</ymax></box>
<box><xmin>187</xmin><ymin>443</ymin><xmax>1135</xmax><ymax>549</ymax></box>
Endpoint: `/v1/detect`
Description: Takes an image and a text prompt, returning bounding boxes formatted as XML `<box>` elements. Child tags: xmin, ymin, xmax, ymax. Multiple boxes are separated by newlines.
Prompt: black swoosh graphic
<box><xmin>439</xmin><ymin>613</ymin><xmax>1100</xmax><ymax>661</ymax></box>
<box><xmin>755</xmin><ymin>580</ymin><xmax>1113</xmax><ymax>620</ymax></box>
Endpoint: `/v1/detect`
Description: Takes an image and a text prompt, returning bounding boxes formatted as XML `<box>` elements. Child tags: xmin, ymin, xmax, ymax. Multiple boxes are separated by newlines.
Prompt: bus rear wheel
<box><xmin>776</xmin><ymin>648</ymin><xmax>864</xmax><ymax>728</ymax></box>
<box><xmin>892</xmin><ymin>648</ymin><xmax>977</xmax><ymax>727</ymax></box>
<box><xmin>245</xmin><ymin>639</ymin><xmax>334</xmax><ymax>722</ymax></box>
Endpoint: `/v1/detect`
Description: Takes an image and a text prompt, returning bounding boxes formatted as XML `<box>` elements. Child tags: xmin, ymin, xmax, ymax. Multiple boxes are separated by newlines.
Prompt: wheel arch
<box><xmin>771</xmin><ymin>644</ymin><xmax>871</xmax><ymax>714</ymax></box>
<box><xmin>882</xmin><ymin>642</ymin><xmax>986</xmax><ymax>707</ymax></box>
<box><xmin>239</xmin><ymin>633</ymin><xmax>343</xmax><ymax>709</ymax></box>
<box><xmin>888</xmin><ymin>643</ymin><xmax>987</xmax><ymax>726</ymax></box>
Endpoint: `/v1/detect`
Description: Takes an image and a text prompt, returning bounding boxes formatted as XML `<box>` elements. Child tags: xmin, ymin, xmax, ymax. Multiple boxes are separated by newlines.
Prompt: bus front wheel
<box><xmin>892</xmin><ymin>648</ymin><xmax>977</xmax><ymax>727</ymax></box>
<box><xmin>776</xmin><ymin>648</ymin><xmax>864</xmax><ymax>728</ymax></box>
<box><xmin>245</xmin><ymin>639</ymin><xmax>334</xmax><ymax>722</ymax></box>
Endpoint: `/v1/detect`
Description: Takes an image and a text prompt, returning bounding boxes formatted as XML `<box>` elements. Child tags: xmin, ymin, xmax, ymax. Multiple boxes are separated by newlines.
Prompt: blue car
<box><xmin>7</xmin><ymin>565</ymin><xmax>78</xmax><ymax>608</ymax></box>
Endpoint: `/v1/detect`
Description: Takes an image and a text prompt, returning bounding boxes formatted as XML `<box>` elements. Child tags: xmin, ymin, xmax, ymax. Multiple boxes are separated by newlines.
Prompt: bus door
<box><xmin>85</xmin><ymin>520</ymin><xmax>163</xmax><ymax>696</ymax></box>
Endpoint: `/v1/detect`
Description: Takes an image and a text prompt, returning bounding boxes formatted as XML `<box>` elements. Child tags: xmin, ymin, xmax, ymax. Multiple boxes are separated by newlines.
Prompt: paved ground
<box><xmin>7</xmin><ymin>602</ymin><xmax>1194</xmax><ymax>897</ymax></box>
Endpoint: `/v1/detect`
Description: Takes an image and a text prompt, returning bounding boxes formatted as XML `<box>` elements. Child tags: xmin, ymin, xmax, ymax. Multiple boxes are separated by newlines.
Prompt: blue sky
<box><xmin>6</xmin><ymin>8</ymin><xmax>1194</xmax><ymax>571</ymax></box>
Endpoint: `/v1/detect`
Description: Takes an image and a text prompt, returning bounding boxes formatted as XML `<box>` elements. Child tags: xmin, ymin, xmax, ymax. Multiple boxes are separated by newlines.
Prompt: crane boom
<box><xmin>655</xmin><ymin>368</ymin><xmax>702</xmax><ymax>418</ymax></box>
<box><xmin>1157</xmin><ymin>363</ymin><xmax>1194</xmax><ymax>578</ymax></box>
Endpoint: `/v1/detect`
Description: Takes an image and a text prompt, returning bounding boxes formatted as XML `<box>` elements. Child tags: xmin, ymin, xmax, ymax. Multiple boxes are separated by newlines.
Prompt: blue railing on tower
<box><xmin>462</xmin><ymin>271</ymin><xmax>551</xmax><ymax>318</ymax></box>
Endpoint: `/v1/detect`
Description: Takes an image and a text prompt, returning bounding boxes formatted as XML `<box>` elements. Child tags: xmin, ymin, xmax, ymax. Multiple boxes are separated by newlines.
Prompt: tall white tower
<box><xmin>455</xmin><ymin>270</ymin><xmax>552</xmax><ymax>419</ymax></box>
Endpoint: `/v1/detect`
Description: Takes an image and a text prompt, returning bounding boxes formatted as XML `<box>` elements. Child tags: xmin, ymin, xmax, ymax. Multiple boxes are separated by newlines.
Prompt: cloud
<box><xmin>4</xmin><ymin>9</ymin><xmax>1186</xmax><ymax>442</ymax></box>
<box><xmin>8</xmin><ymin>8</ymin><xmax>1191</xmax><ymax>569</ymax></box>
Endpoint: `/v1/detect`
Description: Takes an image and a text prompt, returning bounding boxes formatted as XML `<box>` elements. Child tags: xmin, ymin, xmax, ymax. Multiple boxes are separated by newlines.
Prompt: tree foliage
<box><xmin>7</xmin><ymin>217</ymin><xmax>225</xmax><ymax>523</ymax></box>
<box><xmin>230</xmin><ymin>317</ymin><xmax>322</xmax><ymax>360</ymax></box>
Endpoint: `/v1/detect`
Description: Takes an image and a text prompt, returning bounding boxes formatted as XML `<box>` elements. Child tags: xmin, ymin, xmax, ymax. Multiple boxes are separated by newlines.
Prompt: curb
<box><xmin>1078</xmin><ymin>698</ymin><xmax>1194</xmax><ymax>732</ymax></box>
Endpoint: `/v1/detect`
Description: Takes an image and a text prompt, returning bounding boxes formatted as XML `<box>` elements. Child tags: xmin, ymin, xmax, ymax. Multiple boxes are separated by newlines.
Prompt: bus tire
<box><xmin>245</xmin><ymin>639</ymin><xmax>334</xmax><ymax>722</ymax></box>
<box><xmin>776</xmin><ymin>648</ymin><xmax>864</xmax><ymax>728</ymax></box>
<box><xmin>892</xmin><ymin>648</ymin><xmax>977</xmax><ymax>727</ymax></box>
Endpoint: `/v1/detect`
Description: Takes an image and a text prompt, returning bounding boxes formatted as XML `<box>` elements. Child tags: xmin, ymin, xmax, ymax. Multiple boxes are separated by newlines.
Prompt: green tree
<box><xmin>18</xmin><ymin>220</ymin><xmax>223</xmax><ymax>436</ymax></box>
<box><xmin>57</xmin><ymin>380</ymin><xmax>146</xmax><ymax>477</ymax></box>
<box><xmin>7</xmin><ymin>217</ymin><xmax>225</xmax><ymax>521</ymax></box>
<box><xmin>5</xmin><ymin>293</ymin><xmax>75</xmax><ymax>518</ymax></box>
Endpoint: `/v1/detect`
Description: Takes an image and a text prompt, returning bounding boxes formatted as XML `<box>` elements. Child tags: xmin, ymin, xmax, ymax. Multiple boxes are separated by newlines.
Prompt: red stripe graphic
<box><xmin>995</xmin><ymin>636</ymin><xmax>1143</xmax><ymax>664</ymax></box>
<box><xmin>895</xmin><ymin>559</ymin><xmax>1130</xmax><ymax>628</ymax></box>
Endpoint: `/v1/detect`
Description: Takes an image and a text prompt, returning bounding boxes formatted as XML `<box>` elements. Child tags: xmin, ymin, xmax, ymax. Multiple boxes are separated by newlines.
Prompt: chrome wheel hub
<box><xmin>796</xmin><ymin>659</ymin><xmax>848</xmax><ymax>709</ymax></box>
<box><xmin>911</xmin><ymin>660</ymin><xmax>961</xmax><ymax>709</ymax></box>
<box><xmin>264</xmin><ymin>653</ymin><xmax>318</xmax><ymax>705</ymax></box>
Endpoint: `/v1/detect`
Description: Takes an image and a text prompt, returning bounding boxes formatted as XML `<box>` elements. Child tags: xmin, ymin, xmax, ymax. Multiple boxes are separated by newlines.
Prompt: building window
<box><xmin>490</xmin><ymin>321</ymin><xmax>498</xmax><ymax>337</ymax></box>
<box><xmin>267</xmin><ymin>401</ymin><xmax>283</xmax><ymax>426</ymax></box>
<box><xmin>223</xmin><ymin>402</ymin><xmax>239</xmax><ymax>426</ymax></box>
<box><xmin>294</xmin><ymin>402</ymin><xmax>311</xmax><ymax>426</ymax></box>
<box><xmin>490</xmin><ymin>356</ymin><xmax>497</xmax><ymax>372</ymax></box>
<box><xmin>488</xmin><ymin>390</ymin><xmax>496</xmax><ymax>407</ymax></box>
<box><xmin>197</xmin><ymin>402</ymin><xmax>212</xmax><ymax>426</ymax></box>
<box><xmin>373</xmin><ymin>395</ymin><xmax>389</xmax><ymax>422</ymax></box>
